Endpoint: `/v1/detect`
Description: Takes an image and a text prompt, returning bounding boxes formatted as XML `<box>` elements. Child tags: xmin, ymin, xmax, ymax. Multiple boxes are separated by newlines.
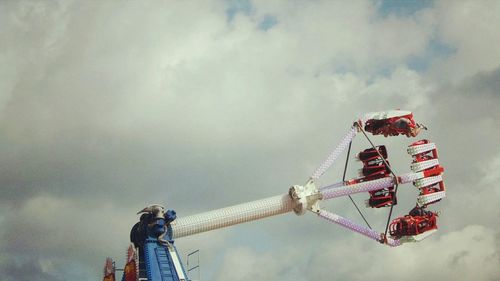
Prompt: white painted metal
<box><xmin>319</xmin><ymin>181</ymin><xmax>344</xmax><ymax>191</ymax></box>
<box><xmin>318</xmin><ymin>209</ymin><xmax>401</xmax><ymax>247</ymax></box>
<box><xmin>398</xmin><ymin>229</ymin><xmax>438</xmax><ymax>243</ymax></box>
<box><xmin>170</xmin><ymin>172</ymin><xmax>440</xmax><ymax>243</ymax></box>
<box><xmin>169</xmin><ymin>248</ymin><xmax>187</xmax><ymax>281</ymax></box>
<box><xmin>407</xmin><ymin>142</ymin><xmax>436</xmax><ymax>156</ymax></box>
<box><xmin>320</xmin><ymin>177</ymin><xmax>394</xmax><ymax>200</ymax></box>
<box><xmin>171</xmin><ymin>175</ymin><xmax>396</xmax><ymax>240</ymax></box>
<box><xmin>170</xmin><ymin>194</ymin><xmax>293</xmax><ymax>239</ymax></box>
<box><xmin>364</xmin><ymin>110</ymin><xmax>412</xmax><ymax>120</ymax></box>
<box><xmin>311</xmin><ymin>125</ymin><xmax>358</xmax><ymax>180</ymax></box>
<box><xmin>417</xmin><ymin>191</ymin><xmax>446</xmax><ymax>206</ymax></box>
<box><xmin>289</xmin><ymin>179</ymin><xmax>322</xmax><ymax>215</ymax></box>
<box><xmin>399</xmin><ymin>172</ymin><xmax>425</xmax><ymax>183</ymax></box>
<box><xmin>413</xmin><ymin>175</ymin><xmax>443</xmax><ymax>188</ymax></box>
<box><xmin>411</xmin><ymin>159</ymin><xmax>440</xmax><ymax>172</ymax></box>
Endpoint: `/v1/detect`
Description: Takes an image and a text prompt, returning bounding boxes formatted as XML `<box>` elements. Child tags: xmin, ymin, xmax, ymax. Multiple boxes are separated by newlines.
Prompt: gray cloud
<box><xmin>0</xmin><ymin>258</ymin><xmax>62</xmax><ymax>281</ymax></box>
<box><xmin>1</xmin><ymin>1</ymin><xmax>499</xmax><ymax>281</ymax></box>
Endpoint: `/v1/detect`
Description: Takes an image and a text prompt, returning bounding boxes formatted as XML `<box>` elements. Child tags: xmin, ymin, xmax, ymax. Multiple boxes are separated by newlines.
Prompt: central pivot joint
<box><xmin>289</xmin><ymin>179</ymin><xmax>323</xmax><ymax>215</ymax></box>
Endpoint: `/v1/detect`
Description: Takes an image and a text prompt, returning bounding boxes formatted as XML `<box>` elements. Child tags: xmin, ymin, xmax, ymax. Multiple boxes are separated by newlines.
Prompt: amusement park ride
<box><xmin>102</xmin><ymin>110</ymin><xmax>446</xmax><ymax>281</ymax></box>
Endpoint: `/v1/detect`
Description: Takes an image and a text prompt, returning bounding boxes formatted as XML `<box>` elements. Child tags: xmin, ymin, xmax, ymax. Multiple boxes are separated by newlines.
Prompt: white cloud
<box><xmin>307</xmin><ymin>225</ymin><xmax>500</xmax><ymax>281</ymax></box>
<box><xmin>1</xmin><ymin>0</ymin><xmax>499</xmax><ymax>280</ymax></box>
<box><xmin>429</xmin><ymin>1</ymin><xmax>500</xmax><ymax>82</ymax></box>
<box><xmin>213</xmin><ymin>246</ymin><xmax>305</xmax><ymax>281</ymax></box>
<box><xmin>0</xmin><ymin>195</ymin><xmax>136</xmax><ymax>279</ymax></box>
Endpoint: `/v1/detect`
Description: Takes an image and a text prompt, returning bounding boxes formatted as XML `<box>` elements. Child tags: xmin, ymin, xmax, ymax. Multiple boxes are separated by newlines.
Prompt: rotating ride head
<box><xmin>292</xmin><ymin>110</ymin><xmax>446</xmax><ymax>246</ymax></box>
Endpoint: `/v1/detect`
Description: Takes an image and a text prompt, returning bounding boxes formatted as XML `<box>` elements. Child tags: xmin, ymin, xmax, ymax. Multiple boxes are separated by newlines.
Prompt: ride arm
<box><xmin>170</xmin><ymin>194</ymin><xmax>293</xmax><ymax>239</ymax></box>
<box><xmin>311</xmin><ymin>124</ymin><xmax>358</xmax><ymax>180</ymax></box>
<box><xmin>169</xmin><ymin>122</ymin><xmax>362</xmax><ymax>240</ymax></box>
<box><xmin>170</xmin><ymin>176</ymin><xmax>400</xmax><ymax>239</ymax></box>
<box><xmin>317</xmin><ymin>209</ymin><xmax>401</xmax><ymax>247</ymax></box>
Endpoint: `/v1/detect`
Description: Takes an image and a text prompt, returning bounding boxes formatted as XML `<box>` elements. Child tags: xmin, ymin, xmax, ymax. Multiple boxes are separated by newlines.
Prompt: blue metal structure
<box><xmin>125</xmin><ymin>206</ymin><xmax>189</xmax><ymax>281</ymax></box>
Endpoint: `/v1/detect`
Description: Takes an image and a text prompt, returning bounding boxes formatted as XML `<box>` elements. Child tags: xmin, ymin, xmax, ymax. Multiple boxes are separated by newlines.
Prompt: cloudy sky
<box><xmin>1</xmin><ymin>0</ymin><xmax>499</xmax><ymax>280</ymax></box>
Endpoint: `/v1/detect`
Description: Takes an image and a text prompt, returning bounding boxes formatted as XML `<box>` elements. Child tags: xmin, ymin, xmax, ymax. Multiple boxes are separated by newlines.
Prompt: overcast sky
<box><xmin>1</xmin><ymin>0</ymin><xmax>499</xmax><ymax>280</ymax></box>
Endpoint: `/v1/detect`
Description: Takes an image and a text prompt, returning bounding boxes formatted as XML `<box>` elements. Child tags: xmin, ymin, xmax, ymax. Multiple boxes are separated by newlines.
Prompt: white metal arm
<box><xmin>170</xmin><ymin>173</ymin><xmax>421</xmax><ymax>239</ymax></box>
<box><xmin>317</xmin><ymin>210</ymin><xmax>401</xmax><ymax>247</ymax></box>
<box><xmin>171</xmin><ymin>194</ymin><xmax>293</xmax><ymax>239</ymax></box>
<box><xmin>310</xmin><ymin>125</ymin><xmax>358</xmax><ymax>180</ymax></box>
